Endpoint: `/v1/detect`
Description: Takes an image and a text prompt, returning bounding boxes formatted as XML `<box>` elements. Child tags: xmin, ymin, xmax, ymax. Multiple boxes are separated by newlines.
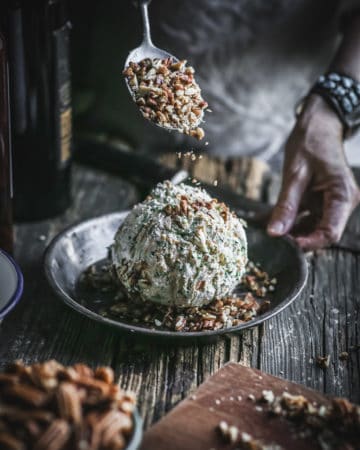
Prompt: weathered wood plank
<box><xmin>0</xmin><ymin>162</ymin><xmax>358</xmax><ymax>435</ymax></box>
<box><xmin>260</xmin><ymin>250</ymin><xmax>360</xmax><ymax>403</ymax></box>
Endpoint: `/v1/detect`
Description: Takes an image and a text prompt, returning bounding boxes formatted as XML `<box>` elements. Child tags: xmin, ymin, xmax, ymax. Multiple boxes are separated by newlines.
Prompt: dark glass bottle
<box><xmin>5</xmin><ymin>0</ymin><xmax>72</xmax><ymax>221</ymax></box>
<box><xmin>0</xmin><ymin>32</ymin><xmax>13</xmax><ymax>254</ymax></box>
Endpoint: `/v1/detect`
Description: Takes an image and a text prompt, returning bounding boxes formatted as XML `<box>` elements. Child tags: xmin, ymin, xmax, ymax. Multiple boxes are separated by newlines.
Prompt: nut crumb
<box><xmin>241</xmin><ymin>432</ymin><xmax>252</xmax><ymax>443</ymax></box>
<box><xmin>339</xmin><ymin>351</ymin><xmax>349</xmax><ymax>361</ymax></box>
<box><xmin>261</xmin><ymin>390</ymin><xmax>275</xmax><ymax>404</ymax></box>
<box><xmin>316</xmin><ymin>354</ymin><xmax>330</xmax><ymax>369</ymax></box>
<box><xmin>217</xmin><ymin>421</ymin><xmax>239</xmax><ymax>444</ymax></box>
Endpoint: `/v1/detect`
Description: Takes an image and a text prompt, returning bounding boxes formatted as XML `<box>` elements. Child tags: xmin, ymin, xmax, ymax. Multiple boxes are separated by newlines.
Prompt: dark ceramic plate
<box><xmin>44</xmin><ymin>212</ymin><xmax>307</xmax><ymax>340</ymax></box>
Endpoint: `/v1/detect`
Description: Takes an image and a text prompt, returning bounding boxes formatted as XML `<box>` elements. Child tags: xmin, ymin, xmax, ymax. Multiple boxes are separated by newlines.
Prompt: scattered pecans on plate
<box><xmin>123</xmin><ymin>57</ymin><xmax>208</xmax><ymax>140</ymax></box>
<box><xmin>79</xmin><ymin>260</ymin><xmax>275</xmax><ymax>333</ymax></box>
<box><xmin>0</xmin><ymin>360</ymin><xmax>142</xmax><ymax>450</ymax></box>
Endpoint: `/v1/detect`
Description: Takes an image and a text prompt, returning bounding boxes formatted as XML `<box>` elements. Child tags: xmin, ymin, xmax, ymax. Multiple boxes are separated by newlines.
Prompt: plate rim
<box><xmin>44</xmin><ymin>212</ymin><xmax>308</xmax><ymax>338</ymax></box>
<box><xmin>0</xmin><ymin>249</ymin><xmax>24</xmax><ymax>320</ymax></box>
<box><xmin>127</xmin><ymin>408</ymin><xmax>143</xmax><ymax>450</ymax></box>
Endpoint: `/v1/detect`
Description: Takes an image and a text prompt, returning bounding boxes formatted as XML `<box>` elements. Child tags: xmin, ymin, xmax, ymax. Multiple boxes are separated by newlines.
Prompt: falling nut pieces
<box><xmin>0</xmin><ymin>360</ymin><xmax>136</xmax><ymax>450</ymax></box>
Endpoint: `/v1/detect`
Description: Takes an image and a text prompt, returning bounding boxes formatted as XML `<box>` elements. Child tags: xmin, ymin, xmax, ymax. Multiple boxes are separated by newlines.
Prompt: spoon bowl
<box><xmin>124</xmin><ymin>42</ymin><xmax>177</xmax><ymax>69</ymax></box>
<box><xmin>124</xmin><ymin>44</ymin><xmax>178</xmax><ymax>100</ymax></box>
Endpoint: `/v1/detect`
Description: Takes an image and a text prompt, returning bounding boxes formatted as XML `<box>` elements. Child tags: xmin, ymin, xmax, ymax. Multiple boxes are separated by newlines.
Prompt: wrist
<box><xmin>297</xmin><ymin>94</ymin><xmax>344</xmax><ymax>137</ymax></box>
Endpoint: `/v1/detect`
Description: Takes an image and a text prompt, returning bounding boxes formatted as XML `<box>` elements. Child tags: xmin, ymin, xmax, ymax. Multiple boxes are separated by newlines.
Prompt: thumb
<box><xmin>267</xmin><ymin>164</ymin><xmax>310</xmax><ymax>236</ymax></box>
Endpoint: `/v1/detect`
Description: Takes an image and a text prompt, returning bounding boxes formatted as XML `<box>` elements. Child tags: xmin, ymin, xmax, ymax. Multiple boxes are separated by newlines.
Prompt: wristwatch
<box><xmin>296</xmin><ymin>72</ymin><xmax>360</xmax><ymax>136</ymax></box>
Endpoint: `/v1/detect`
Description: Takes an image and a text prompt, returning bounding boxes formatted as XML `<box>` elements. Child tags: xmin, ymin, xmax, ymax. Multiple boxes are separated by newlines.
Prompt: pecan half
<box><xmin>56</xmin><ymin>382</ymin><xmax>82</xmax><ymax>424</ymax></box>
<box><xmin>3</xmin><ymin>384</ymin><xmax>49</xmax><ymax>408</ymax></box>
<box><xmin>33</xmin><ymin>419</ymin><xmax>71</xmax><ymax>450</ymax></box>
<box><xmin>0</xmin><ymin>432</ymin><xmax>25</xmax><ymax>450</ymax></box>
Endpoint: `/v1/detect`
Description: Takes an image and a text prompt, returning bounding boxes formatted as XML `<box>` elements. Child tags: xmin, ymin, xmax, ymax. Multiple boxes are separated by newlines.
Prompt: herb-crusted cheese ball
<box><xmin>111</xmin><ymin>181</ymin><xmax>247</xmax><ymax>308</ymax></box>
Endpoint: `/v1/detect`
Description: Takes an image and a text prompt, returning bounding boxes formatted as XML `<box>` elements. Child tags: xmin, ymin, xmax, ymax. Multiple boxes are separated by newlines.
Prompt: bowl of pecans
<box><xmin>0</xmin><ymin>249</ymin><xmax>24</xmax><ymax>324</ymax></box>
<box><xmin>0</xmin><ymin>360</ymin><xmax>143</xmax><ymax>450</ymax></box>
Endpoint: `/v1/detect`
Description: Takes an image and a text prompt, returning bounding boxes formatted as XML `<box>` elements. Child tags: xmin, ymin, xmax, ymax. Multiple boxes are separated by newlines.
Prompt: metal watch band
<box><xmin>310</xmin><ymin>72</ymin><xmax>360</xmax><ymax>131</ymax></box>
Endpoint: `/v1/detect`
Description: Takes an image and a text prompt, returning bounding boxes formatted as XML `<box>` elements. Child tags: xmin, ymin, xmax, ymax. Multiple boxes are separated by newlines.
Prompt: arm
<box><xmin>331</xmin><ymin>14</ymin><xmax>360</xmax><ymax>79</ymax></box>
<box><xmin>267</xmin><ymin>13</ymin><xmax>360</xmax><ymax>250</ymax></box>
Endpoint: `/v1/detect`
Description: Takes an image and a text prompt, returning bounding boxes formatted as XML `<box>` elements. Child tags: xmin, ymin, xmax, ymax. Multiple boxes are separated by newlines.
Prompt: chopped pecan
<box><xmin>24</xmin><ymin>420</ymin><xmax>42</xmax><ymax>439</ymax></box>
<box><xmin>95</xmin><ymin>367</ymin><xmax>115</xmax><ymax>385</ymax></box>
<box><xmin>316</xmin><ymin>355</ymin><xmax>331</xmax><ymax>369</ymax></box>
<box><xmin>71</xmin><ymin>375</ymin><xmax>112</xmax><ymax>400</ymax></box>
<box><xmin>73</xmin><ymin>363</ymin><xmax>94</xmax><ymax>378</ymax></box>
<box><xmin>179</xmin><ymin>199</ymin><xmax>188</xmax><ymax>215</ymax></box>
<box><xmin>102</xmin><ymin>411</ymin><xmax>133</xmax><ymax>445</ymax></box>
<box><xmin>28</xmin><ymin>360</ymin><xmax>63</xmax><ymax>390</ymax></box>
<box><xmin>0</xmin><ymin>404</ymin><xmax>54</xmax><ymax>423</ymax></box>
<box><xmin>0</xmin><ymin>374</ymin><xmax>19</xmax><ymax>385</ymax></box>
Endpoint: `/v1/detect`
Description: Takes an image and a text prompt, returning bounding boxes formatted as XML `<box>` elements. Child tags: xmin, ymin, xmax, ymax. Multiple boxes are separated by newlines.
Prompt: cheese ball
<box><xmin>111</xmin><ymin>181</ymin><xmax>247</xmax><ymax>308</ymax></box>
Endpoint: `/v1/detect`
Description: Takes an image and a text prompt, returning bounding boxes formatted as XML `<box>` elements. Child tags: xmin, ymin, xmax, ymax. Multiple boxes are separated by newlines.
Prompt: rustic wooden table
<box><xmin>0</xmin><ymin>159</ymin><xmax>359</xmax><ymax>429</ymax></box>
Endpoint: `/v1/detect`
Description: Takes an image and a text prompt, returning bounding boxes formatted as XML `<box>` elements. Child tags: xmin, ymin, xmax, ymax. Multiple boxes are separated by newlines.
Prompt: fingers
<box><xmin>267</xmin><ymin>163</ymin><xmax>310</xmax><ymax>236</ymax></box>
<box><xmin>295</xmin><ymin>189</ymin><xmax>358</xmax><ymax>250</ymax></box>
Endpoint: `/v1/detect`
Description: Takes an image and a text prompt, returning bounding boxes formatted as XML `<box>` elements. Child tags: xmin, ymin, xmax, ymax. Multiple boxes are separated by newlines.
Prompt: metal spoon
<box><xmin>124</xmin><ymin>0</ymin><xmax>183</xmax><ymax>131</ymax></box>
<box><xmin>124</xmin><ymin>0</ymin><xmax>178</xmax><ymax>71</ymax></box>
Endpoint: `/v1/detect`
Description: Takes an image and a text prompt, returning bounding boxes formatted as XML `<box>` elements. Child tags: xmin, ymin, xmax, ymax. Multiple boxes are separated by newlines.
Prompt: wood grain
<box><xmin>0</xmin><ymin>161</ymin><xmax>358</xmax><ymax>432</ymax></box>
<box><xmin>141</xmin><ymin>363</ymin><xmax>333</xmax><ymax>450</ymax></box>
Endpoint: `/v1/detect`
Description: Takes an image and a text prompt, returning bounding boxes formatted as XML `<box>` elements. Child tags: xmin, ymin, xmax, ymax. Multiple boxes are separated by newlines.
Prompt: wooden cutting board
<box><xmin>140</xmin><ymin>363</ymin><xmax>333</xmax><ymax>450</ymax></box>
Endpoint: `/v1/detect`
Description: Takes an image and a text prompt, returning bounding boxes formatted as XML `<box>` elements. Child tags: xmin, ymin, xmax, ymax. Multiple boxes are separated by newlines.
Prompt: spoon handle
<box><xmin>138</xmin><ymin>0</ymin><xmax>153</xmax><ymax>46</ymax></box>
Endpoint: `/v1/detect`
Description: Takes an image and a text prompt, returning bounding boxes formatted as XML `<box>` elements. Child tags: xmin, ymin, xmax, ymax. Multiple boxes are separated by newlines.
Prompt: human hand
<box><xmin>267</xmin><ymin>94</ymin><xmax>360</xmax><ymax>250</ymax></box>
